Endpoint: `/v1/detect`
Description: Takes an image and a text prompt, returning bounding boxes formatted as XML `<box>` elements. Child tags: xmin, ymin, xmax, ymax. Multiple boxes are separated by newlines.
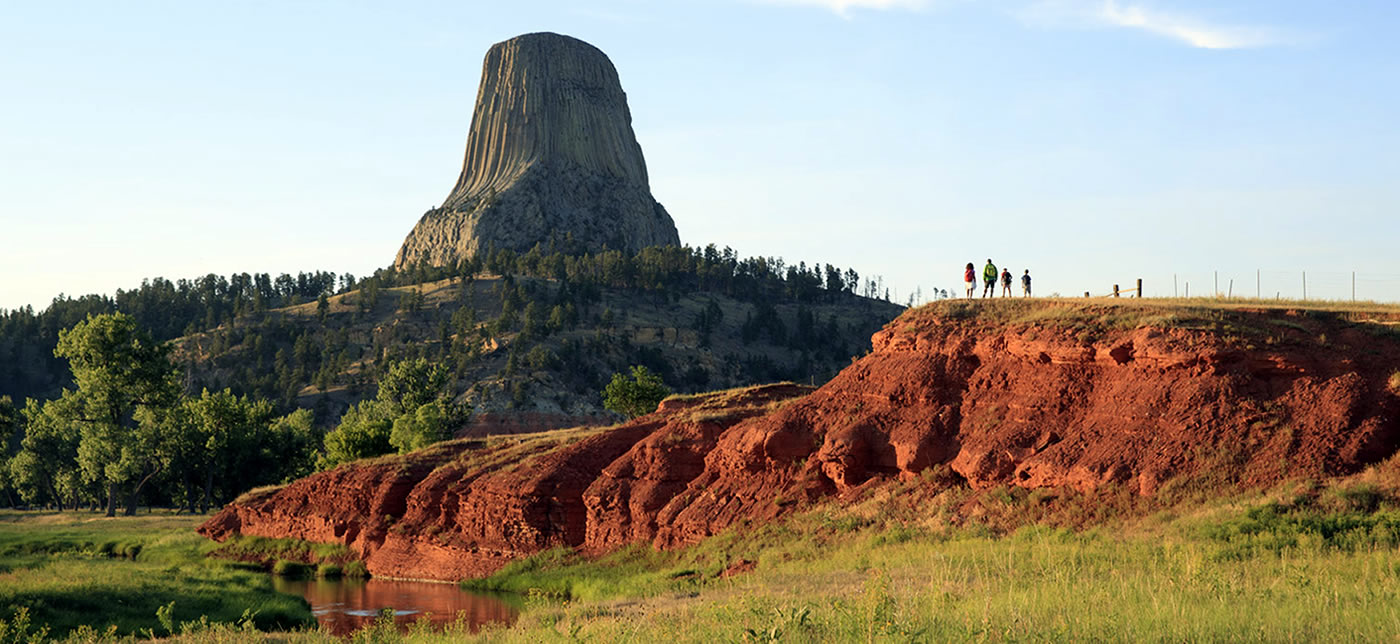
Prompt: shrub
<box><xmin>0</xmin><ymin>607</ymin><xmax>50</xmax><ymax>642</ymax></box>
<box><xmin>1330</xmin><ymin>483</ymin><xmax>1387</xmax><ymax>513</ymax></box>
<box><xmin>389</xmin><ymin>400</ymin><xmax>451</xmax><ymax>453</ymax></box>
<box><xmin>603</xmin><ymin>365</ymin><xmax>672</xmax><ymax>418</ymax></box>
<box><xmin>342</xmin><ymin>561</ymin><xmax>370</xmax><ymax>579</ymax></box>
<box><xmin>316</xmin><ymin>563</ymin><xmax>343</xmax><ymax>578</ymax></box>
<box><xmin>272</xmin><ymin>560</ymin><xmax>311</xmax><ymax>578</ymax></box>
<box><xmin>318</xmin><ymin>400</ymin><xmax>393</xmax><ymax>469</ymax></box>
<box><xmin>870</xmin><ymin>524</ymin><xmax>924</xmax><ymax>546</ymax></box>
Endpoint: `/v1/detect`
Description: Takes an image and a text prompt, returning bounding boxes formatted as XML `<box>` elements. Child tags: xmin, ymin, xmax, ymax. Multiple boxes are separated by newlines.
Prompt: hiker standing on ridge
<box><xmin>1000</xmin><ymin>268</ymin><xmax>1013</xmax><ymax>297</ymax></box>
<box><xmin>964</xmin><ymin>262</ymin><xmax>976</xmax><ymax>298</ymax></box>
<box><xmin>1022</xmin><ymin>270</ymin><xmax>1032</xmax><ymax>297</ymax></box>
<box><xmin>982</xmin><ymin>259</ymin><xmax>998</xmax><ymax>298</ymax></box>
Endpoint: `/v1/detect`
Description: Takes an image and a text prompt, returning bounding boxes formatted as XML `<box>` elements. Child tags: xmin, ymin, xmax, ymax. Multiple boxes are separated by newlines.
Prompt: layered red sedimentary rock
<box><xmin>202</xmin><ymin>303</ymin><xmax>1400</xmax><ymax>580</ymax></box>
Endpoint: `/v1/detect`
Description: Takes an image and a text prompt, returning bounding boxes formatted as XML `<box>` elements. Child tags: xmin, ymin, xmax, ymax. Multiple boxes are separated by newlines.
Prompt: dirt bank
<box><xmin>201</xmin><ymin>301</ymin><xmax>1400</xmax><ymax>580</ymax></box>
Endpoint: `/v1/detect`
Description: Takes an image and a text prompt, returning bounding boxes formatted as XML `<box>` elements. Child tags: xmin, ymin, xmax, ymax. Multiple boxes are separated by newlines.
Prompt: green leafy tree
<box><xmin>267</xmin><ymin>409</ymin><xmax>320</xmax><ymax>483</ymax></box>
<box><xmin>0</xmin><ymin>396</ymin><xmax>19</xmax><ymax>506</ymax></box>
<box><xmin>389</xmin><ymin>400</ymin><xmax>450</xmax><ymax>453</ymax></box>
<box><xmin>377</xmin><ymin>358</ymin><xmax>450</xmax><ymax>416</ymax></box>
<box><xmin>318</xmin><ymin>400</ymin><xmax>393</xmax><ymax>469</ymax></box>
<box><xmin>55</xmin><ymin>313</ymin><xmax>177</xmax><ymax>516</ymax></box>
<box><xmin>10</xmin><ymin>396</ymin><xmax>84</xmax><ymax>509</ymax></box>
<box><xmin>178</xmin><ymin>389</ymin><xmax>278</xmax><ymax>513</ymax></box>
<box><xmin>319</xmin><ymin>357</ymin><xmax>467</xmax><ymax>469</ymax></box>
<box><xmin>603</xmin><ymin>365</ymin><xmax>672</xmax><ymax>419</ymax></box>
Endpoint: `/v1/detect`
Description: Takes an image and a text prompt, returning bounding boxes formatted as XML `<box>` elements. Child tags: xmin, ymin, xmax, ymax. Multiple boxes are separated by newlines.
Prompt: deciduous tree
<box><xmin>10</xmin><ymin>395</ymin><xmax>84</xmax><ymax>509</ymax></box>
<box><xmin>603</xmin><ymin>365</ymin><xmax>671</xmax><ymax>419</ymax></box>
<box><xmin>318</xmin><ymin>358</ymin><xmax>466</xmax><ymax>469</ymax></box>
<box><xmin>55</xmin><ymin>313</ymin><xmax>177</xmax><ymax>516</ymax></box>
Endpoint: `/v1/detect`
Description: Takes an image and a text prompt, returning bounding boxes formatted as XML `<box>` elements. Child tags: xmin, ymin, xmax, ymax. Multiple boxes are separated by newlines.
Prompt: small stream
<box><xmin>272</xmin><ymin>576</ymin><xmax>518</xmax><ymax>636</ymax></box>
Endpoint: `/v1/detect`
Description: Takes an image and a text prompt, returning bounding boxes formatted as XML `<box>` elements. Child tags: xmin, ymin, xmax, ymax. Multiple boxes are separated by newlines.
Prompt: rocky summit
<box><xmin>395</xmin><ymin>32</ymin><xmax>681</xmax><ymax>269</ymax></box>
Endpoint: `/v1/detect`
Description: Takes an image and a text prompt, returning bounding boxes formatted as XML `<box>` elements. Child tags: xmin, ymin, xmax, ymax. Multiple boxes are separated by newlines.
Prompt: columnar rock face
<box><xmin>394</xmin><ymin>32</ymin><xmax>680</xmax><ymax>269</ymax></box>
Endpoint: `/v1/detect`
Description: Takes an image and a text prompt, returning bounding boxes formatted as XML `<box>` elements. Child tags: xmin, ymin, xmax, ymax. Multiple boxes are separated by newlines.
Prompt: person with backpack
<box><xmin>1021</xmin><ymin>269</ymin><xmax>1032</xmax><ymax>297</ymax></box>
<box><xmin>982</xmin><ymin>259</ymin><xmax>998</xmax><ymax>298</ymax></box>
<box><xmin>1000</xmin><ymin>268</ymin><xmax>1013</xmax><ymax>297</ymax></box>
<box><xmin>964</xmin><ymin>262</ymin><xmax>976</xmax><ymax>298</ymax></box>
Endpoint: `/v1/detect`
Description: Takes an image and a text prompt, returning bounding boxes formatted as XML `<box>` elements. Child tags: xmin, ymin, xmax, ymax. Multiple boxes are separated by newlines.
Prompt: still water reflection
<box><xmin>272</xmin><ymin>577</ymin><xmax>518</xmax><ymax>636</ymax></box>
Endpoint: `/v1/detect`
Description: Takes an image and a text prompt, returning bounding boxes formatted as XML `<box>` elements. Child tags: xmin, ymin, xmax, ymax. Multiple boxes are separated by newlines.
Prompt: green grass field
<box><xmin>0</xmin><ymin>511</ymin><xmax>314</xmax><ymax>640</ymax></box>
<box><xmin>4</xmin><ymin>476</ymin><xmax>1400</xmax><ymax>642</ymax></box>
<box><xmin>447</xmin><ymin>479</ymin><xmax>1400</xmax><ymax>642</ymax></box>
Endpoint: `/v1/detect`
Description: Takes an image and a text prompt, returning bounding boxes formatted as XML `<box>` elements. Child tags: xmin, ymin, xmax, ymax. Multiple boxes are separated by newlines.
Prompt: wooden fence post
<box><xmin>1113</xmin><ymin>284</ymin><xmax>1120</xmax><ymax>298</ymax></box>
<box><xmin>1136</xmin><ymin>278</ymin><xmax>1142</xmax><ymax>298</ymax></box>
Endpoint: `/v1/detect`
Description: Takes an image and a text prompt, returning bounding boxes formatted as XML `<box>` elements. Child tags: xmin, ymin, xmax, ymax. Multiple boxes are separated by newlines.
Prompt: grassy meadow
<box><xmin>0</xmin><ymin>511</ymin><xmax>313</xmax><ymax>640</ymax></box>
<box><xmin>3</xmin><ymin>474</ymin><xmax>1400</xmax><ymax>642</ymax></box>
<box><xmin>0</xmin><ymin>476</ymin><xmax>1394</xmax><ymax>641</ymax></box>
<box><xmin>441</xmin><ymin>475</ymin><xmax>1400</xmax><ymax>643</ymax></box>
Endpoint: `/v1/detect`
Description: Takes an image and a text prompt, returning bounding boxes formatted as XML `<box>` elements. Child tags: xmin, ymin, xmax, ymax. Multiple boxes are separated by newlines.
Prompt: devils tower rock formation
<box><xmin>394</xmin><ymin>33</ymin><xmax>680</xmax><ymax>269</ymax></box>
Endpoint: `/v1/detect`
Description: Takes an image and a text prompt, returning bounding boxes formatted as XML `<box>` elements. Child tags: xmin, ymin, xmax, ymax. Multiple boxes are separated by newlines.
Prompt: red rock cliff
<box><xmin>201</xmin><ymin>302</ymin><xmax>1400</xmax><ymax>580</ymax></box>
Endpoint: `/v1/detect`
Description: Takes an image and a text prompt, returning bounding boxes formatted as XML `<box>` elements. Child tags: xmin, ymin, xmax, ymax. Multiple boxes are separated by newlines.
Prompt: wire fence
<box><xmin>1153</xmin><ymin>270</ymin><xmax>1400</xmax><ymax>303</ymax></box>
<box><xmin>903</xmin><ymin>270</ymin><xmax>1400</xmax><ymax>307</ymax></box>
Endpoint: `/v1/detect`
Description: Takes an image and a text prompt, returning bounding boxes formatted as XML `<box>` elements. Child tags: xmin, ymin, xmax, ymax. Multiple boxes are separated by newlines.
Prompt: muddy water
<box><xmin>272</xmin><ymin>577</ymin><xmax>518</xmax><ymax>636</ymax></box>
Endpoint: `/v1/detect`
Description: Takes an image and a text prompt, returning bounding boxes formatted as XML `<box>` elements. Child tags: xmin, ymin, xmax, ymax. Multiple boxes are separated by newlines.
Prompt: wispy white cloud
<box><xmin>1097</xmin><ymin>0</ymin><xmax>1290</xmax><ymax>49</ymax></box>
<box><xmin>752</xmin><ymin>0</ymin><xmax>932</xmax><ymax>18</ymax></box>
<box><xmin>1019</xmin><ymin>0</ymin><xmax>1302</xmax><ymax>49</ymax></box>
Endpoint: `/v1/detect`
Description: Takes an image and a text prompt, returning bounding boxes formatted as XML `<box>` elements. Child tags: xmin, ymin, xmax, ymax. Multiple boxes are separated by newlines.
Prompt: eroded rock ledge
<box><xmin>201</xmin><ymin>303</ymin><xmax>1400</xmax><ymax>580</ymax></box>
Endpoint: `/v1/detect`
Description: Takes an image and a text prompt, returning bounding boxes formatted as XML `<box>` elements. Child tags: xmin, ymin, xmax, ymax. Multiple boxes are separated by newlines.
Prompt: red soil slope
<box><xmin>201</xmin><ymin>301</ymin><xmax>1400</xmax><ymax>580</ymax></box>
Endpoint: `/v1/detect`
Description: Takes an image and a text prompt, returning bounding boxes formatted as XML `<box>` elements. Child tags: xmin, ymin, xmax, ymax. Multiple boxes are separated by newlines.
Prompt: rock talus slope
<box><xmin>395</xmin><ymin>32</ymin><xmax>679</xmax><ymax>269</ymax></box>
<box><xmin>202</xmin><ymin>303</ymin><xmax>1400</xmax><ymax>580</ymax></box>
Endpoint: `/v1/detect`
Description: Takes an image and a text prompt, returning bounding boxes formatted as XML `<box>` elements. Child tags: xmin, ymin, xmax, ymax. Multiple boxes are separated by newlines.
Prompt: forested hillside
<box><xmin>0</xmin><ymin>244</ymin><xmax>906</xmax><ymax>511</ymax></box>
<box><xmin>0</xmin><ymin>271</ymin><xmax>348</xmax><ymax>402</ymax></box>
<box><xmin>176</xmin><ymin>244</ymin><xmax>904</xmax><ymax>431</ymax></box>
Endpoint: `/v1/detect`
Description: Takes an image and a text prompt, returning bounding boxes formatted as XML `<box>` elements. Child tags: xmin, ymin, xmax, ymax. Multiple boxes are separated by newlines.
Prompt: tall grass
<box><xmin>458</xmin><ymin>520</ymin><xmax>1400</xmax><ymax>642</ymax></box>
<box><xmin>452</xmin><ymin>482</ymin><xmax>1400</xmax><ymax>643</ymax></box>
<box><xmin>7</xmin><ymin>477</ymin><xmax>1400</xmax><ymax>641</ymax></box>
<box><xmin>466</xmin><ymin>532</ymin><xmax>1400</xmax><ymax>642</ymax></box>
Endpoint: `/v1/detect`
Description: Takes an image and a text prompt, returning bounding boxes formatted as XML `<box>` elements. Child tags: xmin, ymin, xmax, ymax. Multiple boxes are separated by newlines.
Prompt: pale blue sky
<box><xmin>3</xmin><ymin>0</ymin><xmax>1398</xmax><ymax>311</ymax></box>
